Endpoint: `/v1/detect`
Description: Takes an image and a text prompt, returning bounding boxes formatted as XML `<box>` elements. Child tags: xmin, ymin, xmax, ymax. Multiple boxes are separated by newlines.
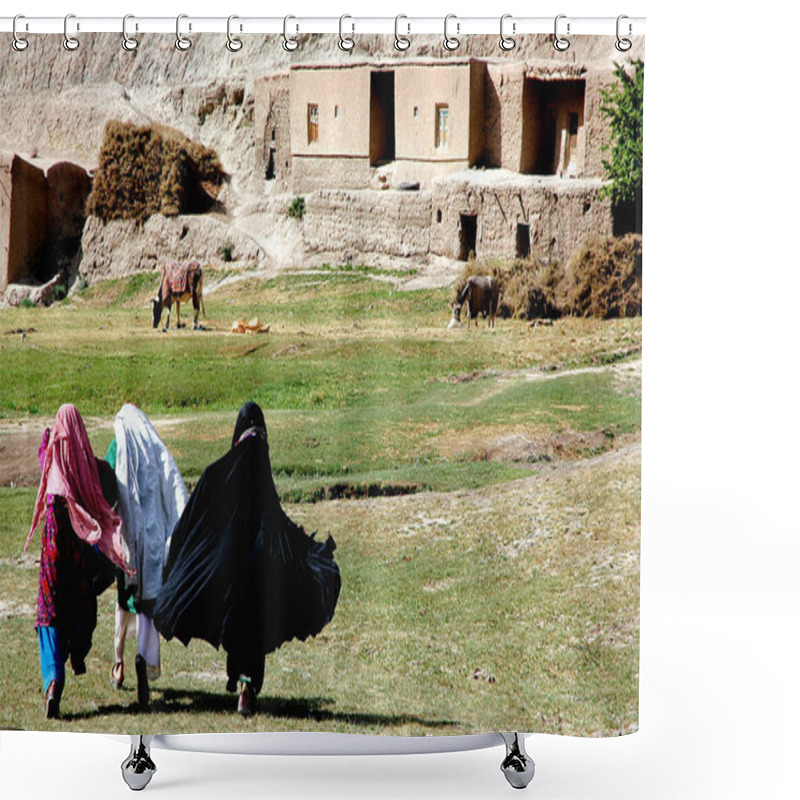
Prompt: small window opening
<box><xmin>414</xmin><ymin>106</ymin><xmax>419</xmax><ymax>118</ymax></box>
<box><xmin>435</xmin><ymin>104</ymin><xmax>449</xmax><ymax>149</ymax></box>
<box><xmin>271</xmin><ymin>128</ymin><xmax>276</xmax><ymax>142</ymax></box>
<box><xmin>335</xmin><ymin>105</ymin><xmax>340</xmax><ymax>118</ymax></box>
<box><xmin>436</xmin><ymin>209</ymin><xmax>442</xmax><ymax>223</ymax></box>
<box><xmin>307</xmin><ymin>103</ymin><xmax>319</xmax><ymax>144</ymax></box>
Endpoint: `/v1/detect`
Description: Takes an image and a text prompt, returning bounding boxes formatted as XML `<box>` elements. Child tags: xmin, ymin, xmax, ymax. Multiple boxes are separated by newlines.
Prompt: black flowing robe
<box><xmin>153</xmin><ymin>404</ymin><xmax>340</xmax><ymax>662</ymax></box>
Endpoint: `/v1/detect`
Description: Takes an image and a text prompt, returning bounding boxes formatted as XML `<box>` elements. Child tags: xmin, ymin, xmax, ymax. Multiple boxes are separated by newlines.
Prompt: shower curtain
<box><xmin>0</xmin><ymin>27</ymin><xmax>643</xmax><ymax>739</ymax></box>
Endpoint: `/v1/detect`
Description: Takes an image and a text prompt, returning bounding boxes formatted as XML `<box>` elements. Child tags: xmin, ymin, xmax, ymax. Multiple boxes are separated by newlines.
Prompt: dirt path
<box><xmin>0</xmin><ymin>359</ymin><xmax>640</xmax><ymax>488</ymax></box>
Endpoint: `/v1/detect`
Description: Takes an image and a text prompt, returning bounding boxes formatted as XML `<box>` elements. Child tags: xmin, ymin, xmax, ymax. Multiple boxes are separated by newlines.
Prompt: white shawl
<box><xmin>114</xmin><ymin>404</ymin><xmax>188</xmax><ymax>603</ymax></box>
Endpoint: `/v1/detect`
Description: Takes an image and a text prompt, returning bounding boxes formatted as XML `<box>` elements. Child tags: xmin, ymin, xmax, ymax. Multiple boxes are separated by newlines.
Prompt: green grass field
<box><xmin>0</xmin><ymin>265</ymin><xmax>641</xmax><ymax>736</ymax></box>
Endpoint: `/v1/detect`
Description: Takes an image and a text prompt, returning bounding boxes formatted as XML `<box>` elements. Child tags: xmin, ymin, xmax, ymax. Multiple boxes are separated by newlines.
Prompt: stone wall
<box><xmin>430</xmin><ymin>172</ymin><xmax>612</xmax><ymax>264</ymax></box>
<box><xmin>1</xmin><ymin>152</ymin><xmax>48</xmax><ymax>292</ymax></box>
<box><xmin>304</xmin><ymin>189</ymin><xmax>432</xmax><ymax>258</ymax></box>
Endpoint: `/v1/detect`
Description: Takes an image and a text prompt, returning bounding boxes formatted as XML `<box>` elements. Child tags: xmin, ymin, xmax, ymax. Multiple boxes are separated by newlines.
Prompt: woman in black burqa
<box><xmin>153</xmin><ymin>402</ymin><xmax>341</xmax><ymax>715</ymax></box>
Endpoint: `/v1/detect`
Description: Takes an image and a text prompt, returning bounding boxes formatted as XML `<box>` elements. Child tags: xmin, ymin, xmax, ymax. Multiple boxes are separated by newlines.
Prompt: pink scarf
<box><xmin>27</xmin><ymin>403</ymin><xmax>133</xmax><ymax>575</ymax></box>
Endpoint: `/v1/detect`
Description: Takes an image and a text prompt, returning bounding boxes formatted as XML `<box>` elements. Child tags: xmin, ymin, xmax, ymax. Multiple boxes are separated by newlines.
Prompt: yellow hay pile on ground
<box><xmin>562</xmin><ymin>234</ymin><xmax>643</xmax><ymax>318</ymax></box>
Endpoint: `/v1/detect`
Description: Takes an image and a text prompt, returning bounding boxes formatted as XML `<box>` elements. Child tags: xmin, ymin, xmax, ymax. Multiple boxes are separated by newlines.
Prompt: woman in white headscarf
<box><xmin>106</xmin><ymin>404</ymin><xmax>188</xmax><ymax>710</ymax></box>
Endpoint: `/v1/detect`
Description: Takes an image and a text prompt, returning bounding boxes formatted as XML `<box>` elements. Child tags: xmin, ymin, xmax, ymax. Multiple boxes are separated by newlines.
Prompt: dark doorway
<box><xmin>612</xmin><ymin>190</ymin><xmax>643</xmax><ymax>235</ymax></box>
<box><xmin>370</xmin><ymin>71</ymin><xmax>396</xmax><ymax>166</ymax></box>
<box><xmin>459</xmin><ymin>214</ymin><xmax>478</xmax><ymax>260</ymax></box>
<box><xmin>516</xmin><ymin>223</ymin><xmax>531</xmax><ymax>259</ymax></box>
<box><xmin>521</xmin><ymin>79</ymin><xmax>585</xmax><ymax>175</ymax></box>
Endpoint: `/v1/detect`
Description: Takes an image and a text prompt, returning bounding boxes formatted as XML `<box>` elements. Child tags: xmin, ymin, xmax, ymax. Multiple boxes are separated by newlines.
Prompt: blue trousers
<box><xmin>38</xmin><ymin>626</ymin><xmax>66</xmax><ymax>692</ymax></box>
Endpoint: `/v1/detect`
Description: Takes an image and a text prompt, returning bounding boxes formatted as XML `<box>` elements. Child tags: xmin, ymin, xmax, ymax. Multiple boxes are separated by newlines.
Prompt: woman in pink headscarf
<box><xmin>27</xmin><ymin>403</ymin><xmax>131</xmax><ymax>719</ymax></box>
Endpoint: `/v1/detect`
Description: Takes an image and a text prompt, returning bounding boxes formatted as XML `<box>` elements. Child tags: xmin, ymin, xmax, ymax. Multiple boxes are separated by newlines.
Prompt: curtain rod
<box><xmin>1</xmin><ymin>16</ymin><xmax>646</xmax><ymax>37</ymax></box>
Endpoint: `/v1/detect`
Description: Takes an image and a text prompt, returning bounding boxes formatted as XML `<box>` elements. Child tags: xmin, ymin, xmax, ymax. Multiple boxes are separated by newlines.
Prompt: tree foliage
<box><xmin>599</xmin><ymin>60</ymin><xmax>644</xmax><ymax>206</ymax></box>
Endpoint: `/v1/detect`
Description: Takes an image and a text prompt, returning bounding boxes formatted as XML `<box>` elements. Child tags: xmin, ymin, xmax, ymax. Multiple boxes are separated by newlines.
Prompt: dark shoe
<box><xmin>237</xmin><ymin>679</ymin><xmax>255</xmax><ymax>717</ymax></box>
<box><xmin>45</xmin><ymin>680</ymin><xmax>63</xmax><ymax>719</ymax></box>
<box><xmin>225</xmin><ymin>674</ymin><xmax>238</xmax><ymax>693</ymax></box>
<box><xmin>135</xmin><ymin>655</ymin><xmax>150</xmax><ymax>711</ymax></box>
<box><xmin>111</xmin><ymin>661</ymin><xmax>124</xmax><ymax>690</ymax></box>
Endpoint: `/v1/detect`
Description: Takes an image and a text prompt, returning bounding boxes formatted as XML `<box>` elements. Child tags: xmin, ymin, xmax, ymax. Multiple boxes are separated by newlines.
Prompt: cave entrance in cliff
<box><xmin>459</xmin><ymin>214</ymin><xmax>478</xmax><ymax>260</ymax></box>
<box><xmin>520</xmin><ymin>78</ymin><xmax>586</xmax><ymax>176</ymax></box>
<box><xmin>370</xmin><ymin>71</ymin><xmax>396</xmax><ymax>166</ymax></box>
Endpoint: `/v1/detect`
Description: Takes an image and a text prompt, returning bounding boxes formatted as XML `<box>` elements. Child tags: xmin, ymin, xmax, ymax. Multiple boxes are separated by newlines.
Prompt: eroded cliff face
<box><xmin>0</xmin><ymin>33</ymin><xmax>642</xmax><ymax>188</ymax></box>
<box><xmin>1</xmin><ymin>32</ymin><xmax>643</xmax><ymax>296</ymax></box>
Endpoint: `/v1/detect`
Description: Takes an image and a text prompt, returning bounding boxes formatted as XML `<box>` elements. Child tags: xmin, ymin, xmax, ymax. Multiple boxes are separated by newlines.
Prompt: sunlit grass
<box><xmin>0</xmin><ymin>267</ymin><xmax>640</xmax><ymax>735</ymax></box>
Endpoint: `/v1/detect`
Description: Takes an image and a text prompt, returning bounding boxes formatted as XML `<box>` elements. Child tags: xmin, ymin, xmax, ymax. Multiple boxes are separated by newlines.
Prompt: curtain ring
<box><xmin>175</xmin><ymin>14</ymin><xmax>192</xmax><ymax>51</ymax></box>
<box><xmin>339</xmin><ymin>14</ymin><xmax>354</xmax><ymax>51</ymax></box>
<box><xmin>122</xmin><ymin>14</ymin><xmax>139</xmax><ymax>51</ymax></box>
<box><xmin>63</xmin><ymin>13</ymin><xmax>80</xmax><ymax>51</ymax></box>
<box><xmin>615</xmin><ymin>15</ymin><xmax>632</xmax><ymax>52</ymax></box>
<box><xmin>499</xmin><ymin>14</ymin><xmax>515</xmax><ymax>51</ymax></box>
<box><xmin>12</xmin><ymin>14</ymin><xmax>29</xmax><ymax>52</ymax></box>
<box><xmin>553</xmin><ymin>14</ymin><xmax>570</xmax><ymax>51</ymax></box>
<box><xmin>283</xmin><ymin>15</ymin><xmax>299</xmax><ymax>51</ymax></box>
<box><xmin>443</xmin><ymin>14</ymin><xmax>460</xmax><ymax>51</ymax></box>
<box><xmin>394</xmin><ymin>14</ymin><xmax>410</xmax><ymax>51</ymax></box>
<box><xmin>227</xmin><ymin>15</ymin><xmax>243</xmax><ymax>52</ymax></box>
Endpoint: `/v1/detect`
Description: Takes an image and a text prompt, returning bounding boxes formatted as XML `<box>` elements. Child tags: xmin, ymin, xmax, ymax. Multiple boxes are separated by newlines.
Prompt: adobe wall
<box><xmin>394</xmin><ymin>63</ymin><xmax>475</xmax><ymax>163</ymax></box>
<box><xmin>583</xmin><ymin>69</ymin><xmax>618</xmax><ymax>179</ymax></box>
<box><xmin>0</xmin><ymin>157</ymin><xmax>10</xmax><ymax>291</ymax></box>
<box><xmin>291</xmin><ymin>156</ymin><xmax>372</xmax><ymax>194</ymax></box>
<box><xmin>430</xmin><ymin>173</ymin><xmax>612</xmax><ymax>264</ymax></box>
<box><xmin>254</xmin><ymin>73</ymin><xmax>292</xmax><ymax>190</ymax></box>
<box><xmin>0</xmin><ymin>152</ymin><xmax>48</xmax><ymax>292</ymax></box>
<box><xmin>304</xmin><ymin>189</ymin><xmax>432</xmax><ymax>258</ymax></box>
<box><xmin>290</xmin><ymin>66</ymin><xmax>371</xmax><ymax>158</ymax></box>
<box><xmin>481</xmin><ymin>63</ymin><xmax>525</xmax><ymax>171</ymax></box>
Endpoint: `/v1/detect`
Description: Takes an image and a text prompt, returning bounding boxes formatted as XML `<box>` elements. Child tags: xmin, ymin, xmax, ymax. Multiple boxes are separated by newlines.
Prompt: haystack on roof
<box><xmin>87</xmin><ymin>121</ymin><xmax>224</xmax><ymax>223</ymax></box>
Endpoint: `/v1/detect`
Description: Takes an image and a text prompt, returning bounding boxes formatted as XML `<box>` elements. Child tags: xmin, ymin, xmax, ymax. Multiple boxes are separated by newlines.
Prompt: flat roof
<box><xmin>290</xmin><ymin>57</ymin><xmax>481</xmax><ymax>71</ymax></box>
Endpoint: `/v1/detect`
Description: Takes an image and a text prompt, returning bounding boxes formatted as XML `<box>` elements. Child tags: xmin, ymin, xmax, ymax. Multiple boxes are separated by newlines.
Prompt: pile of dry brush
<box><xmin>87</xmin><ymin>121</ymin><xmax>224</xmax><ymax>223</ymax></box>
<box><xmin>456</xmin><ymin>234</ymin><xmax>642</xmax><ymax>320</ymax></box>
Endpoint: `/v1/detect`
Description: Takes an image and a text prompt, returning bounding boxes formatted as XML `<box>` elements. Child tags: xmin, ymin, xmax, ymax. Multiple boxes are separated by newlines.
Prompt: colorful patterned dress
<box><xmin>35</xmin><ymin>430</ymin><xmax>116</xmax><ymax>672</ymax></box>
<box><xmin>35</xmin><ymin>494</ymin><xmax>98</xmax><ymax>670</ymax></box>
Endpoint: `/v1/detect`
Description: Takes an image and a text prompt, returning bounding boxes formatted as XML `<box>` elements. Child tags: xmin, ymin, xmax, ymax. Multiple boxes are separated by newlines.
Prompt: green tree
<box><xmin>600</xmin><ymin>59</ymin><xmax>644</xmax><ymax>207</ymax></box>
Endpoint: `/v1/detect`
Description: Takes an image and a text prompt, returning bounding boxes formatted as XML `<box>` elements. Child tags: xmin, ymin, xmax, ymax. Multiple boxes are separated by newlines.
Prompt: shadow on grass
<box><xmin>60</xmin><ymin>687</ymin><xmax>461</xmax><ymax>730</ymax></box>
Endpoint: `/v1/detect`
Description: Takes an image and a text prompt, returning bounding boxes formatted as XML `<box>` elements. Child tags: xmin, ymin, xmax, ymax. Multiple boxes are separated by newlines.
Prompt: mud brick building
<box><xmin>1</xmin><ymin>152</ymin><xmax>91</xmax><ymax>293</ymax></box>
<box><xmin>256</xmin><ymin>55</ymin><xmax>622</xmax><ymax>263</ymax></box>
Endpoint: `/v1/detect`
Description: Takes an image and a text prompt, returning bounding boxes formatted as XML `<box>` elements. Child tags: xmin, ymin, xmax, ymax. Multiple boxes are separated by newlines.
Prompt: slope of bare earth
<box><xmin>0</xmin><ymin>33</ymin><xmax>644</xmax><ymax>200</ymax></box>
